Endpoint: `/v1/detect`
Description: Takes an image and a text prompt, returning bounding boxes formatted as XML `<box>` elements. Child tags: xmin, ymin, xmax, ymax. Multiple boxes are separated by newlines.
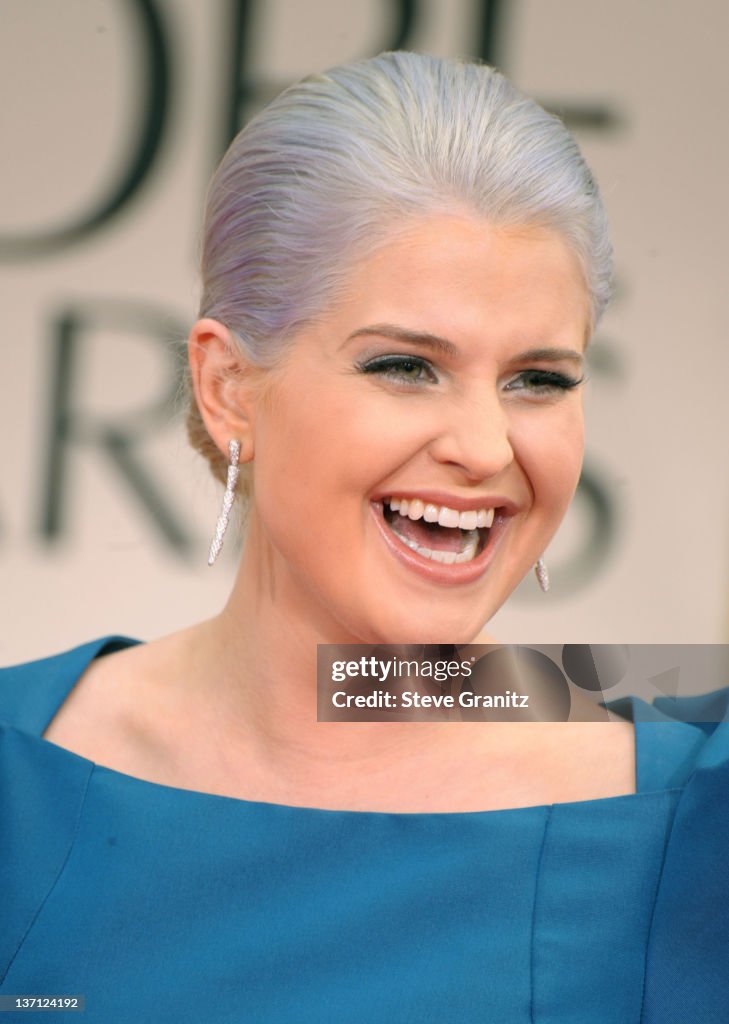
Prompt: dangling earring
<box><xmin>207</xmin><ymin>439</ymin><xmax>241</xmax><ymax>565</ymax></box>
<box><xmin>534</xmin><ymin>558</ymin><xmax>550</xmax><ymax>593</ymax></box>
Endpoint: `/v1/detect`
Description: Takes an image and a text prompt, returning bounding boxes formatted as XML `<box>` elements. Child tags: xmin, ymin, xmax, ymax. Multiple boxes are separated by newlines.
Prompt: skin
<box><xmin>205</xmin><ymin>214</ymin><xmax>588</xmax><ymax>644</ymax></box>
<box><xmin>43</xmin><ymin>214</ymin><xmax>636</xmax><ymax>812</ymax></box>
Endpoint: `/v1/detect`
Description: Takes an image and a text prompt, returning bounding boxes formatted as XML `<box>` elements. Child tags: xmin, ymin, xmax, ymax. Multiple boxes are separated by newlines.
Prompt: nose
<box><xmin>427</xmin><ymin>389</ymin><xmax>514</xmax><ymax>482</ymax></box>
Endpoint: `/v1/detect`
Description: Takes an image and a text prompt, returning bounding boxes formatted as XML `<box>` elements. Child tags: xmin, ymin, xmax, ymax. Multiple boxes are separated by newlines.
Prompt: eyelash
<box><xmin>503</xmin><ymin>369</ymin><xmax>585</xmax><ymax>394</ymax></box>
<box><xmin>356</xmin><ymin>354</ymin><xmax>584</xmax><ymax>394</ymax></box>
<box><xmin>357</xmin><ymin>354</ymin><xmax>438</xmax><ymax>385</ymax></box>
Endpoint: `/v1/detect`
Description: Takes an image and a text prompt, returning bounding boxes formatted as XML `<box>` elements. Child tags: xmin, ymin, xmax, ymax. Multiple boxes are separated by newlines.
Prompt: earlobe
<box><xmin>188</xmin><ymin>318</ymin><xmax>256</xmax><ymax>462</ymax></box>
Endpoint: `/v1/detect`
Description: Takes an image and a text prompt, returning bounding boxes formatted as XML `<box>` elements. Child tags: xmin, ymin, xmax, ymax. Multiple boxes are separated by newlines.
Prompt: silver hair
<box><xmin>191</xmin><ymin>51</ymin><xmax>612</xmax><ymax>481</ymax></box>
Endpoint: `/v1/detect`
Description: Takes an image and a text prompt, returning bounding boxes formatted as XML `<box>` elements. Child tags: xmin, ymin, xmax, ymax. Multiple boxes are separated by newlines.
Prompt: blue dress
<box><xmin>1</xmin><ymin>637</ymin><xmax>728</xmax><ymax>1023</ymax></box>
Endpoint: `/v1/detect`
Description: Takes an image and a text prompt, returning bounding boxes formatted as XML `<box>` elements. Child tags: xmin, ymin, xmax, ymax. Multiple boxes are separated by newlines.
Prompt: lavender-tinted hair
<box><xmin>189</xmin><ymin>51</ymin><xmax>612</xmax><ymax>483</ymax></box>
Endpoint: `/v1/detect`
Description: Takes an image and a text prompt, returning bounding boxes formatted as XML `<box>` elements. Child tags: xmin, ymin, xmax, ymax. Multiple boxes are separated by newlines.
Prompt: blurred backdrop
<box><xmin>2</xmin><ymin>0</ymin><xmax>728</xmax><ymax>662</ymax></box>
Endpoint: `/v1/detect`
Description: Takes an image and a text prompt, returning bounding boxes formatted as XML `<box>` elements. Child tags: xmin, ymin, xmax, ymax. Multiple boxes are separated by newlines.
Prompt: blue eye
<box><xmin>357</xmin><ymin>354</ymin><xmax>438</xmax><ymax>385</ymax></box>
<box><xmin>504</xmin><ymin>370</ymin><xmax>584</xmax><ymax>394</ymax></box>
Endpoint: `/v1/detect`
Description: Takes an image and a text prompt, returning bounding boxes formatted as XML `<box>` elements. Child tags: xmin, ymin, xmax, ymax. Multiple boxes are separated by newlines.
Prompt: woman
<box><xmin>1</xmin><ymin>52</ymin><xmax>727</xmax><ymax>1022</ymax></box>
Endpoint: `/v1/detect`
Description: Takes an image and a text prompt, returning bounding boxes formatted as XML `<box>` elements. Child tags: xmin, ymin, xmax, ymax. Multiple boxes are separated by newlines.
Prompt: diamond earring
<box><xmin>534</xmin><ymin>558</ymin><xmax>550</xmax><ymax>593</ymax></box>
<box><xmin>207</xmin><ymin>440</ymin><xmax>241</xmax><ymax>565</ymax></box>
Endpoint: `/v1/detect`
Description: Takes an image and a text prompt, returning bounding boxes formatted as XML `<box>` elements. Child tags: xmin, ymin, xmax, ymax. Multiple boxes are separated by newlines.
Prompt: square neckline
<box><xmin>16</xmin><ymin>634</ymin><xmax>690</xmax><ymax>820</ymax></box>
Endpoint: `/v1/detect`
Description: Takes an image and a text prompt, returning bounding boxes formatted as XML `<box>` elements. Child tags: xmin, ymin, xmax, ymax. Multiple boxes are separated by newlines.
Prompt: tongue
<box><xmin>388</xmin><ymin>511</ymin><xmax>465</xmax><ymax>553</ymax></box>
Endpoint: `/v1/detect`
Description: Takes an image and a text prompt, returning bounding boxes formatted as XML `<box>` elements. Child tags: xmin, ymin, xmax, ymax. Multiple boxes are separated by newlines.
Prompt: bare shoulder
<box><xmin>552</xmin><ymin>718</ymin><xmax>636</xmax><ymax>803</ymax></box>
<box><xmin>41</xmin><ymin>628</ymin><xmax>203</xmax><ymax>776</ymax></box>
<box><xmin>452</xmin><ymin>718</ymin><xmax>637</xmax><ymax>810</ymax></box>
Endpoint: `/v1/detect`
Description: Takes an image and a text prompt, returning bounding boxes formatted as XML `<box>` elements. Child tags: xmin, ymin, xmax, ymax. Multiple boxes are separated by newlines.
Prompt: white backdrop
<box><xmin>2</xmin><ymin>0</ymin><xmax>728</xmax><ymax>662</ymax></box>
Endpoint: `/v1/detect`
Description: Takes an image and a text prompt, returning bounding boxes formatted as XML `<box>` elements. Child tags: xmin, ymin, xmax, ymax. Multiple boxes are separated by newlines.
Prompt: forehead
<box><xmin>331</xmin><ymin>213</ymin><xmax>591</xmax><ymax>351</ymax></box>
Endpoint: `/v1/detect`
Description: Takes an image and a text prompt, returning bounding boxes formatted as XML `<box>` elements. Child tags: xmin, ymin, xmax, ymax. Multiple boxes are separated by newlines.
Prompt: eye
<box><xmin>503</xmin><ymin>369</ymin><xmax>584</xmax><ymax>395</ymax></box>
<box><xmin>356</xmin><ymin>354</ymin><xmax>438</xmax><ymax>386</ymax></box>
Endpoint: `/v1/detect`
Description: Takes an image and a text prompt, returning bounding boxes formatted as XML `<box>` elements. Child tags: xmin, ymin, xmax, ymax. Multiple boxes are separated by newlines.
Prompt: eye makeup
<box><xmin>356</xmin><ymin>353</ymin><xmax>439</xmax><ymax>386</ymax></box>
<box><xmin>503</xmin><ymin>369</ymin><xmax>585</xmax><ymax>394</ymax></box>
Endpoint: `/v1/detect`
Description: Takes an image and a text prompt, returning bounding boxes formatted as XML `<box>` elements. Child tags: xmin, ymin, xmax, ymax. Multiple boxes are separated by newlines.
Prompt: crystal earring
<box><xmin>534</xmin><ymin>558</ymin><xmax>550</xmax><ymax>593</ymax></box>
<box><xmin>207</xmin><ymin>439</ymin><xmax>241</xmax><ymax>565</ymax></box>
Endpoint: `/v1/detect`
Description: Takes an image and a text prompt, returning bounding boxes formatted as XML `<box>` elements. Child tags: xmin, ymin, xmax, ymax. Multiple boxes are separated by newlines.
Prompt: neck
<box><xmin>187</xmin><ymin>520</ymin><xmax>497</xmax><ymax>785</ymax></box>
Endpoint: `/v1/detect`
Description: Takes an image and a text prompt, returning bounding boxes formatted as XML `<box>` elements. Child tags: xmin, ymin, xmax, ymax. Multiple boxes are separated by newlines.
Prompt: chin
<box><xmin>346</xmin><ymin>607</ymin><xmax>491</xmax><ymax>647</ymax></box>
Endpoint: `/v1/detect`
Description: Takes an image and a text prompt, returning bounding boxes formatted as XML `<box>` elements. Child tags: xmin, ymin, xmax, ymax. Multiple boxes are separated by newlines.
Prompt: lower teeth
<box><xmin>393</xmin><ymin>529</ymin><xmax>480</xmax><ymax>564</ymax></box>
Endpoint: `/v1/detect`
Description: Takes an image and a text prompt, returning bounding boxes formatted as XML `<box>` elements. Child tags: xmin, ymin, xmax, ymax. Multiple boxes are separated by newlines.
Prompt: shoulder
<box><xmin>606</xmin><ymin>687</ymin><xmax>729</xmax><ymax>729</ymax></box>
<box><xmin>0</xmin><ymin>637</ymin><xmax>140</xmax><ymax>735</ymax></box>
<box><xmin>37</xmin><ymin>630</ymin><xmax>208</xmax><ymax>782</ymax></box>
<box><xmin>605</xmin><ymin>686</ymin><xmax>729</xmax><ymax>792</ymax></box>
<box><xmin>0</xmin><ymin>637</ymin><xmax>138</xmax><ymax>984</ymax></box>
<box><xmin>638</xmin><ymin>687</ymin><xmax>729</xmax><ymax>1016</ymax></box>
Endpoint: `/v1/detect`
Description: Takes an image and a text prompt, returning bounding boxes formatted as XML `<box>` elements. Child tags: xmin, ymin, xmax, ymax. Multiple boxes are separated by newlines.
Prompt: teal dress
<box><xmin>1</xmin><ymin>637</ymin><xmax>728</xmax><ymax>1022</ymax></box>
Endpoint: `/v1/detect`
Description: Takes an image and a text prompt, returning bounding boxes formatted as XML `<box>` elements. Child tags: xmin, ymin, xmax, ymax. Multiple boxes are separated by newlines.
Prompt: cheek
<box><xmin>249</xmin><ymin>383</ymin><xmax>395</xmax><ymax>548</ymax></box>
<box><xmin>513</xmin><ymin>407</ymin><xmax>585</xmax><ymax>513</ymax></box>
<box><xmin>259</xmin><ymin>384</ymin><xmax>433</xmax><ymax>492</ymax></box>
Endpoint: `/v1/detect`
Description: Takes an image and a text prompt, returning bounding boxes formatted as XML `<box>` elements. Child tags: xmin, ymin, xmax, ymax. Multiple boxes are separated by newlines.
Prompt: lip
<box><xmin>369</xmin><ymin>498</ymin><xmax>515</xmax><ymax>585</ymax></box>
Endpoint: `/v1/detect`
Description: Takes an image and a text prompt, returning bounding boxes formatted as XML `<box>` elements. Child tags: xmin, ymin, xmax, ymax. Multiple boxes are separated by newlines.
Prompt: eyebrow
<box><xmin>344</xmin><ymin>324</ymin><xmax>459</xmax><ymax>357</ymax></box>
<box><xmin>343</xmin><ymin>323</ymin><xmax>584</xmax><ymax>367</ymax></box>
<box><xmin>515</xmin><ymin>346</ymin><xmax>584</xmax><ymax>367</ymax></box>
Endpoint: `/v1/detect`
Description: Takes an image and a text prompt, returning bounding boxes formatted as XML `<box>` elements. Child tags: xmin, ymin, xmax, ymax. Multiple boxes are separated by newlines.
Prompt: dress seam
<box><xmin>529</xmin><ymin>804</ymin><xmax>553</xmax><ymax>1024</ymax></box>
<box><xmin>0</xmin><ymin>763</ymin><xmax>95</xmax><ymax>984</ymax></box>
<box><xmin>636</xmin><ymin>786</ymin><xmax>684</xmax><ymax>1023</ymax></box>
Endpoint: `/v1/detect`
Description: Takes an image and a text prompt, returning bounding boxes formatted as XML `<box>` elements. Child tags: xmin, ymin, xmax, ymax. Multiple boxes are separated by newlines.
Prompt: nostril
<box><xmin>427</xmin><ymin>424</ymin><xmax>514</xmax><ymax>480</ymax></box>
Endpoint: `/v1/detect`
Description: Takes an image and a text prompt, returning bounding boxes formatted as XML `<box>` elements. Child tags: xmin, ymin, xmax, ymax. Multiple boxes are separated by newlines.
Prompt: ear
<box><xmin>187</xmin><ymin>318</ymin><xmax>260</xmax><ymax>463</ymax></box>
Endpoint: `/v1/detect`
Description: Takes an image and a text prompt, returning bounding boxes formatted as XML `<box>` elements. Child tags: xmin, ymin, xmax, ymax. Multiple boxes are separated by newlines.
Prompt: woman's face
<box><xmin>245</xmin><ymin>214</ymin><xmax>589</xmax><ymax>643</ymax></box>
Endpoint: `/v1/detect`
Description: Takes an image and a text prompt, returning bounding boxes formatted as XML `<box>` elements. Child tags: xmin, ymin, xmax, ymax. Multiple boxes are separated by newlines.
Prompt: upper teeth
<box><xmin>387</xmin><ymin>497</ymin><xmax>495</xmax><ymax>530</ymax></box>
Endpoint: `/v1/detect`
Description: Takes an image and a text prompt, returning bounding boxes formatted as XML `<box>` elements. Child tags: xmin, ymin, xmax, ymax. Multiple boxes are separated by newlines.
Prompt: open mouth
<box><xmin>380</xmin><ymin>497</ymin><xmax>496</xmax><ymax>565</ymax></box>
